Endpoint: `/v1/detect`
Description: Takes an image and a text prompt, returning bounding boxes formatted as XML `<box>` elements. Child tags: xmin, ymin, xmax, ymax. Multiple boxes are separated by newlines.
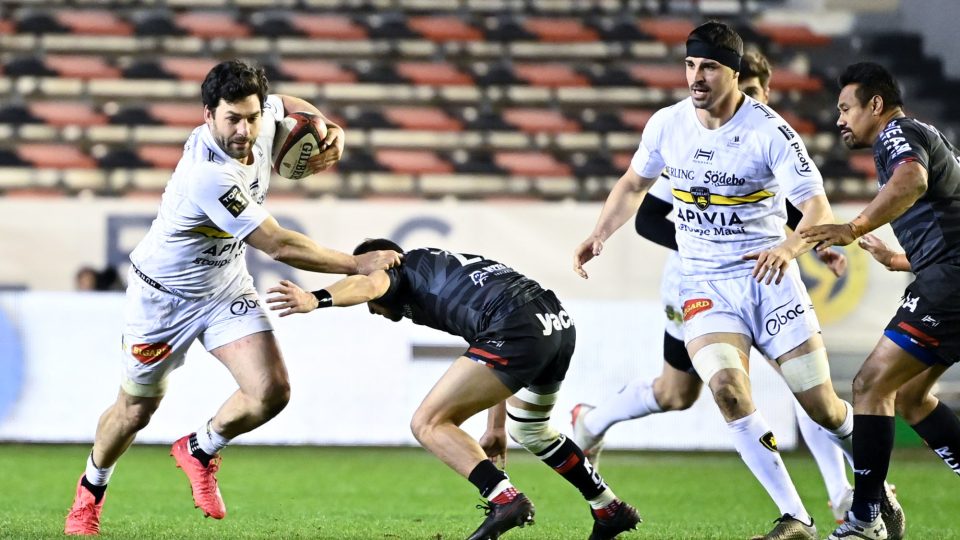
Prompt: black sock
<box><xmin>538</xmin><ymin>435</ymin><xmax>607</xmax><ymax>500</ymax></box>
<box><xmin>850</xmin><ymin>415</ymin><xmax>895</xmax><ymax>522</ymax></box>
<box><xmin>188</xmin><ymin>432</ymin><xmax>213</xmax><ymax>467</ymax></box>
<box><xmin>467</xmin><ymin>459</ymin><xmax>508</xmax><ymax>498</ymax></box>
<box><xmin>80</xmin><ymin>475</ymin><xmax>107</xmax><ymax>504</ymax></box>
<box><xmin>911</xmin><ymin>401</ymin><xmax>960</xmax><ymax>477</ymax></box>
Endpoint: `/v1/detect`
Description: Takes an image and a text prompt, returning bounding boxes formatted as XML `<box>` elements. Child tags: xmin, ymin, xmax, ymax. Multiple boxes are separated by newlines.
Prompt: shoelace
<box><xmin>475</xmin><ymin>500</ymin><xmax>496</xmax><ymax>516</ymax></box>
<box><xmin>69</xmin><ymin>496</ymin><xmax>99</xmax><ymax>532</ymax></box>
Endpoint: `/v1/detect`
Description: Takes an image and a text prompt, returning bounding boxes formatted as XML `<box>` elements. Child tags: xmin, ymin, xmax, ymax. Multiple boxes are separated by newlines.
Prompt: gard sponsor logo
<box><xmin>759</xmin><ymin>431</ymin><xmax>778</xmax><ymax>452</ymax></box>
<box><xmin>682</xmin><ymin>298</ymin><xmax>713</xmax><ymax>321</ymax></box>
<box><xmin>703</xmin><ymin>170</ymin><xmax>746</xmax><ymax>187</ymax></box>
<box><xmin>693</xmin><ymin>148</ymin><xmax>715</xmax><ymax>163</ymax></box>
<box><xmin>881</xmin><ymin>123</ymin><xmax>913</xmax><ymax>159</ymax></box>
<box><xmin>218</xmin><ymin>185</ymin><xmax>249</xmax><ymax>218</ymax></box>
<box><xmin>230</xmin><ymin>296</ymin><xmax>261</xmax><ymax>316</ymax></box>
<box><xmin>536</xmin><ymin>310</ymin><xmax>573</xmax><ymax>336</ymax></box>
<box><xmin>665</xmin><ymin>165</ymin><xmax>695</xmax><ymax>180</ymax></box>
<box><xmin>789</xmin><ymin>141</ymin><xmax>813</xmax><ymax>176</ymax></box>
<box><xmin>130</xmin><ymin>342</ymin><xmax>172</xmax><ymax>365</ymax></box>
<box><xmin>690</xmin><ymin>186</ymin><xmax>711</xmax><ymax>210</ymax></box>
<box><xmin>777</xmin><ymin>124</ymin><xmax>796</xmax><ymax>140</ymax></box>
<box><xmin>764</xmin><ymin>301</ymin><xmax>808</xmax><ymax>336</ymax></box>
<box><xmin>752</xmin><ymin>102</ymin><xmax>775</xmax><ymax>119</ymax></box>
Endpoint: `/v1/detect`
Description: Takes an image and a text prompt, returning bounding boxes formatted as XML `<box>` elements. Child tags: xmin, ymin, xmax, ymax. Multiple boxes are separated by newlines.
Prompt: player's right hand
<box><xmin>479</xmin><ymin>428</ymin><xmax>508</xmax><ymax>469</ymax></box>
<box><xmin>573</xmin><ymin>236</ymin><xmax>603</xmax><ymax>279</ymax></box>
<box><xmin>356</xmin><ymin>250</ymin><xmax>402</xmax><ymax>275</ymax></box>
<box><xmin>858</xmin><ymin>233</ymin><xmax>897</xmax><ymax>269</ymax></box>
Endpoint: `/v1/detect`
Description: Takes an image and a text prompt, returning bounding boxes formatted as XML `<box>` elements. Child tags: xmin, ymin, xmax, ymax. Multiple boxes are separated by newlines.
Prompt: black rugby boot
<box><xmin>466</xmin><ymin>493</ymin><xmax>535</xmax><ymax>540</ymax></box>
<box><xmin>588</xmin><ymin>501</ymin><xmax>642</xmax><ymax>540</ymax></box>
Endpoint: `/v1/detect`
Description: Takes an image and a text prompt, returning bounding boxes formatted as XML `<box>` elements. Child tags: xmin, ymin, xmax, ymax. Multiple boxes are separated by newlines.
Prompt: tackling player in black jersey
<box><xmin>267</xmin><ymin>239</ymin><xmax>640</xmax><ymax>540</ymax></box>
<box><xmin>804</xmin><ymin>62</ymin><xmax>960</xmax><ymax>540</ymax></box>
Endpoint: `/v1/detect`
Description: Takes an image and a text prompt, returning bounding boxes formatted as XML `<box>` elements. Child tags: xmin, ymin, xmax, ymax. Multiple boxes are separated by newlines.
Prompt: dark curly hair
<box><xmin>200</xmin><ymin>60</ymin><xmax>269</xmax><ymax>112</ymax></box>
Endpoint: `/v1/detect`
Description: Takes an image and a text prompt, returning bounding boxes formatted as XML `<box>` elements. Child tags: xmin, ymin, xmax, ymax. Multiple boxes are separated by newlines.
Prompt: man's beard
<box><xmin>217</xmin><ymin>135</ymin><xmax>251</xmax><ymax>160</ymax></box>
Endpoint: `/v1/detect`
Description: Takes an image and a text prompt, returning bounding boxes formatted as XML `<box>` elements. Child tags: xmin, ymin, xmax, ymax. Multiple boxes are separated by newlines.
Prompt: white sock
<box><xmin>728</xmin><ymin>411</ymin><xmax>810</xmax><ymax>523</ymax></box>
<box><xmin>584</xmin><ymin>378</ymin><xmax>662</xmax><ymax>436</ymax></box>
<box><xmin>487</xmin><ymin>478</ymin><xmax>515</xmax><ymax>501</ymax></box>
<box><xmin>587</xmin><ymin>487</ymin><xmax>618</xmax><ymax>510</ymax></box>
<box><xmin>195</xmin><ymin>420</ymin><xmax>231</xmax><ymax>455</ymax></box>
<box><xmin>823</xmin><ymin>400</ymin><xmax>855</xmax><ymax>468</ymax></box>
<box><xmin>794</xmin><ymin>400</ymin><xmax>851</xmax><ymax>504</ymax></box>
<box><xmin>85</xmin><ymin>453</ymin><xmax>115</xmax><ymax>486</ymax></box>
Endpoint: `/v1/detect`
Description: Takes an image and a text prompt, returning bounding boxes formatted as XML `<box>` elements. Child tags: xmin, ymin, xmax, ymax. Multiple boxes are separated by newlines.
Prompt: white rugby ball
<box><xmin>272</xmin><ymin>111</ymin><xmax>328</xmax><ymax>180</ymax></box>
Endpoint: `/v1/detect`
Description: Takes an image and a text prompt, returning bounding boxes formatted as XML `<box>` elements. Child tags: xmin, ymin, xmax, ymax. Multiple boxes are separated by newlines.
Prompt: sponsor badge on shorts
<box><xmin>682</xmin><ymin>298</ymin><xmax>713</xmax><ymax>321</ymax></box>
<box><xmin>130</xmin><ymin>342</ymin><xmax>172</xmax><ymax>364</ymax></box>
<box><xmin>219</xmin><ymin>185</ymin><xmax>249</xmax><ymax>217</ymax></box>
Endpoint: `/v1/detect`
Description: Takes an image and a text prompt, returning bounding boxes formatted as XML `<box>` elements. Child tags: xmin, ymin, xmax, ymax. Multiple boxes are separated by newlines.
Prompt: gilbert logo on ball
<box><xmin>272</xmin><ymin>111</ymin><xmax>328</xmax><ymax>180</ymax></box>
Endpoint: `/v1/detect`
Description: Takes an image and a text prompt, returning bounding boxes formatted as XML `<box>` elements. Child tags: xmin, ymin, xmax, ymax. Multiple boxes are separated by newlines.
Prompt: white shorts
<box><xmin>660</xmin><ymin>252</ymin><xmax>684</xmax><ymax>340</ymax></box>
<box><xmin>120</xmin><ymin>268</ymin><xmax>273</xmax><ymax>397</ymax></box>
<box><xmin>679</xmin><ymin>263</ymin><xmax>820</xmax><ymax>360</ymax></box>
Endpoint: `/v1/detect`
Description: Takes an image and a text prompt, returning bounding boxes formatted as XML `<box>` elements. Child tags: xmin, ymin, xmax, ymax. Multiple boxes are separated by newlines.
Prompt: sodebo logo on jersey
<box><xmin>702</xmin><ymin>170</ymin><xmax>746</xmax><ymax>186</ymax></box>
<box><xmin>764</xmin><ymin>301</ymin><xmax>807</xmax><ymax>336</ymax></box>
<box><xmin>536</xmin><ymin>310</ymin><xmax>572</xmax><ymax>336</ymax></box>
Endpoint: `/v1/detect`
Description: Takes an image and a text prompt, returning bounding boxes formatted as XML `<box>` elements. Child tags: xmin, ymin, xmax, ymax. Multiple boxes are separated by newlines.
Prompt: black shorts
<box><xmin>663</xmin><ymin>330</ymin><xmax>697</xmax><ymax>375</ymax></box>
<box><xmin>464</xmin><ymin>291</ymin><xmax>575</xmax><ymax>392</ymax></box>
<box><xmin>884</xmin><ymin>262</ymin><xmax>960</xmax><ymax>366</ymax></box>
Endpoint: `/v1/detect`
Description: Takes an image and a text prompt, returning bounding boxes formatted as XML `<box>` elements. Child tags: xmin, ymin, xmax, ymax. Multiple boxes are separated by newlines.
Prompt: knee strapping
<box><xmin>691</xmin><ymin>343</ymin><xmax>746</xmax><ymax>385</ymax></box>
<box><xmin>780</xmin><ymin>348</ymin><xmax>831</xmax><ymax>393</ymax></box>
<box><xmin>506</xmin><ymin>404</ymin><xmax>561</xmax><ymax>454</ymax></box>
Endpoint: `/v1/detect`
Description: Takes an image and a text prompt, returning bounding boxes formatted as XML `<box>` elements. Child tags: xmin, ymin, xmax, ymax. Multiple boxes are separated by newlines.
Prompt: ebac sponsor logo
<box><xmin>131</xmin><ymin>342</ymin><xmax>172</xmax><ymax>364</ymax></box>
<box><xmin>763</xmin><ymin>301</ymin><xmax>807</xmax><ymax>336</ymax></box>
<box><xmin>682</xmin><ymin>298</ymin><xmax>713</xmax><ymax>321</ymax></box>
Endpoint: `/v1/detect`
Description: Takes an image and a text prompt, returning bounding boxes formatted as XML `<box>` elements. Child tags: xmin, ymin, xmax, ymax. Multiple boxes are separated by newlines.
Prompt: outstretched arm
<box><xmin>266</xmin><ymin>271</ymin><xmax>392</xmax><ymax>316</ymax></box>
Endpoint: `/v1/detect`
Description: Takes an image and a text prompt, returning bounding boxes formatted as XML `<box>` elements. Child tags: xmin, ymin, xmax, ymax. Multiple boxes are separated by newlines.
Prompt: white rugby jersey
<box><xmin>632</xmin><ymin>96</ymin><xmax>824</xmax><ymax>280</ymax></box>
<box><xmin>130</xmin><ymin>94</ymin><xmax>284</xmax><ymax>298</ymax></box>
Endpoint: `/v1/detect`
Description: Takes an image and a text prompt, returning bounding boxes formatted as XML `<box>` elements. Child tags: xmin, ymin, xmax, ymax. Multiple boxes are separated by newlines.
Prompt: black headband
<box><xmin>686</xmin><ymin>39</ymin><xmax>741</xmax><ymax>72</ymax></box>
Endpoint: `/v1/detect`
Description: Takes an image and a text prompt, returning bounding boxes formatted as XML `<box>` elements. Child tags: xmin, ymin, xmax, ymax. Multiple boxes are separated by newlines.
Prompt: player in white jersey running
<box><xmin>64</xmin><ymin>60</ymin><xmax>401</xmax><ymax>536</ymax></box>
<box><xmin>572</xmin><ymin>22</ymin><xmax>900</xmax><ymax>540</ymax></box>
<box><xmin>571</xmin><ymin>50</ymin><xmax>857</xmax><ymax>523</ymax></box>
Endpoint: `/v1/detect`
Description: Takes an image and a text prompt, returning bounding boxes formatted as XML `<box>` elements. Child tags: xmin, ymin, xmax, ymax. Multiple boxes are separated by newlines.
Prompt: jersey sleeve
<box><xmin>188</xmin><ymin>163</ymin><xmax>270</xmax><ymax>240</ymax></box>
<box><xmin>767</xmin><ymin>123</ymin><xmax>825</xmax><ymax>206</ymax></box>
<box><xmin>630</xmin><ymin>109</ymin><xmax>667</xmax><ymax>179</ymax></box>
<box><xmin>263</xmin><ymin>94</ymin><xmax>285</xmax><ymax>124</ymax></box>
<box><xmin>876</xmin><ymin>119</ymin><xmax>930</xmax><ymax>177</ymax></box>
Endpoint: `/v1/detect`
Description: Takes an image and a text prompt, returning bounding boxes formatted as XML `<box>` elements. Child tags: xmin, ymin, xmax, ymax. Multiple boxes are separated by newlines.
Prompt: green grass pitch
<box><xmin>1</xmin><ymin>444</ymin><xmax>955</xmax><ymax>539</ymax></box>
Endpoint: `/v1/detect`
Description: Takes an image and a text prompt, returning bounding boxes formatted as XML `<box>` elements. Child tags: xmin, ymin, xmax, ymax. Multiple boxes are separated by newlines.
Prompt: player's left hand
<box><xmin>743</xmin><ymin>244</ymin><xmax>793</xmax><ymax>285</ymax></box>
<box><xmin>799</xmin><ymin>222</ymin><xmax>858</xmax><ymax>249</ymax></box>
<box><xmin>266</xmin><ymin>279</ymin><xmax>316</xmax><ymax>316</ymax></box>
<box><xmin>307</xmin><ymin>124</ymin><xmax>345</xmax><ymax>173</ymax></box>
<box><xmin>479</xmin><ymin>428</ymin><xmax>508</xmax><ymax>468</ymax></box>
<box><xmin>816</xmin><ymin>248</ymin><xmax>848</xmax><ymax>277</ymax></box>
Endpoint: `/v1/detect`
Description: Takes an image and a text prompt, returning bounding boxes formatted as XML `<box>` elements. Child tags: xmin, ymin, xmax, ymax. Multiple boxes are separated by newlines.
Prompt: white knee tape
<box><xmin>506</xmin><ymin>405</ymin><xmax>560</xmax><ymax>454</ymax></box>
<box><xmin>779</xmin><ymin>348</ymin><xmax>831</xmax><ymax>393</ymax></box>
<box><xmin>514</xmin><ymin>388</ymin><xmax>558</xmax><ymax>406</ymax></box>
<box><xmin>691</xmin><ymin>343</ymin><xmax>746</xmax><ymax>385</ymax></box>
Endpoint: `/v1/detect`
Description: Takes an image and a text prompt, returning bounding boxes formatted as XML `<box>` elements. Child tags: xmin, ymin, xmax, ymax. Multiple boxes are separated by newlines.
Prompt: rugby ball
<box><xmin>272</xmin><ymin>111</ymin><xmax>327</xmax><ymax>180</ymax></box>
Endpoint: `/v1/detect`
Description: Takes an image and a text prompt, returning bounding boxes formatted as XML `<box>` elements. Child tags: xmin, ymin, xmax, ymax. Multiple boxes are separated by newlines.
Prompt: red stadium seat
<box><xmin>45</xmin><ymin>55</ymin><xmax>120</xmax><ymax>79</ymax></box>
<box><xmin>777</xmin><ymin>110</ymin><xmax>817</xmax><ymax>135</ymax></box>
<box><xmin>175</xmin><ymin>12</ymin><xmax>250</xmax><ymax>39</ymax></box>
<box><xmin>755</xmin><ymin>23</ymin><xmax>831</xmax><ymax>47</ymax></box>
<box><xmin>18</xmin><ymin>144</ymin><xmax>97</xmax><ymax>169</ymax></box>
<box><xmin>376</xmin><ymin>150</ymin><xmax>454</xmax><ymax>174</ymax></box>
<box><xmin>522</xmin><ymin>18</ymin><xmax>599</xmax><ymax>43</ymax></box>
<box><xmin>28</xmin><ymin>102</ymin><xmax>107</xmax><ymax>127</ymax></box>
<box><xmin>396</xmin><ymin>62</ymin><xmax>473</xmax><ymax>86</ymax></box>
<box><xmin>382</xmin><ymin>107</ymin><xmax>463</xmax><ymax>131</ymax></box>
<box><xmin>612</xmin><ymin>152</ymin><xmax>633</xmax><ymax>172</ymax></box>
<box><xmin>629</xmin><ymin>64</ymin><xmax>686</xmax><ymax>89</ymax></box>
<box><xmin>769</xmin><ymin>70</ymin><xmax>823</xmax><ymax>92</ymax></box>
<box><xmin>148</xmin><ymin>103</ymin><xmax>203</xmax><ymax>127</ymax></box>
<box><xmin>55</xmin><ymin>10</ymin><xmax>133</xmax><ymax>36</ymax></box>
<box><xmin>289</xmin><ymin>14</ymin><xmax>367</xmax><ymax>40</ymax></box>
<box><xmin>638</xmin><ymin>18</ymin><xmax>695</xmax><ymax>45</ymax></box>
<box><xmin>160</xmin><ymin>58</ymin><xmax>219</xmax><ymax>81</ymax></box>
<box><xmin>503</xmin><ymin>108</ymin><xmax>580</xmax><ymax>134</ymax></box>
<box><xmin>408</xmin><ymin>16</ymin><xmax>482</xmax><ymax>42</ymax></box>
<box><xmin>848</xmin><ymin>153</ymin><xmax>877</xmax><ymax>178</ymax></box>
<box><xmin>494</xmin><ymin>152</ymin><xmax>571</xmax><ymax>177</ymax></box>
<box><xmin>619</xmin><ymin>110</ymin><xmax>655</xmax><ymax>131</ymax></box>
<box><xmin>514</xmin><ymin>64</ymin><xmax>589</xmax><ymax>87</ymax></box>
<box><xmin>0</xmin><ymin>18</ymin><xmax>13</xmax><ymax>35</ymax></box>
<box><xmin>138</xmin><ymin>145</ymin><xmax>183</xmax><ymax>170</ymax></box>
<box><xmin>277</xmin><ymin>60</ymin><xmax>357</xmax><ymax>84</ymax></box>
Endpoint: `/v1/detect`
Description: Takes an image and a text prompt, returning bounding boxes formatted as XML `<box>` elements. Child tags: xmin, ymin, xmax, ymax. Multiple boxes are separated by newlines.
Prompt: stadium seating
<box><xmin>0</xmin><ymin>0</ymin><xmax>914</xmax><ymax>199</ymax></box>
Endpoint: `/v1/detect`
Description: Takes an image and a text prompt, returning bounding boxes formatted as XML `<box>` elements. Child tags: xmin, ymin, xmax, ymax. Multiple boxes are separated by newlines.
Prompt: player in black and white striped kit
<box><xmin>804</xmin><ymin>62</ymin><xmax>960</xmax><ymax>540</ymax></box>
